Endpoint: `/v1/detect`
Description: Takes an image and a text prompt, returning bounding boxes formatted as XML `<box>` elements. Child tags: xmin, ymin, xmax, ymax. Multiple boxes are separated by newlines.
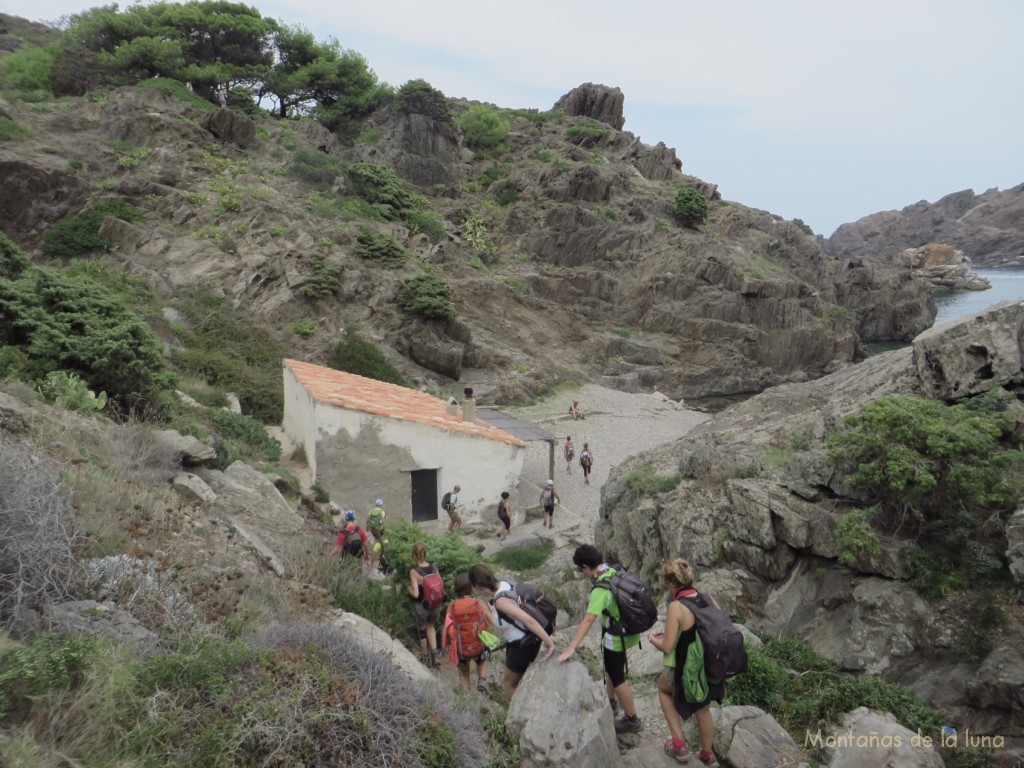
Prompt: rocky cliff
<box><xmin>0</xmin><ymin>74</ymin><xmax>936</xmax><ymax>405</ymax></box>
<box><xmin>828</xmin><ymin>185</ymin><xmax>1024</xmax><ymax>267</ymax></box>
<box><xmin>596</xmin><ymin>301</ymin><xmax>1024</xmax><ymax>757</ymax></box>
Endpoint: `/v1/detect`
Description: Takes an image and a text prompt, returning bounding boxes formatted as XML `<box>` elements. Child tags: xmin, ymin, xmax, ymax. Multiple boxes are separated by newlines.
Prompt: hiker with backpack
<box><xmin>564</xmin><ymin>436</ymin><xmax>575</xmax><ymax>474</ymax></box>
<box><xmin>579</xmin><ymin>442</ymin><xmax>594</xmax><ymax>485</ymax></box>
<box><xmin>409</xmin><ymin>543</ymin><xmax>445</xmax><ymax>666</ymax></box>
<box><xmin>366</xmin><ymin>498</ymin><xmax>386</xmax><ymax>567</ymax></box>
<box><xmin>441</xmin><ymin>484</ymin><xmax>462</xmax><ymax>532</ymax></box>
<box><xmin>647</xmin><ymin>558</ymin><xmax>733</xmax><ymax>767</ymax></box>
<box><xmin>558</xmin><ymin>545</ymin><xmax>654</xmax><ymax>734</ymax></box>
<box><xmin>443</xmin><ymin>572</ymin><xmax>495</xmax><ymax>693</ymax></box>
<box><xmin>468</xmin><ymin>563</ymin><xmax>556</xmax><ymax>701</ymax></box>
<box><xmin>331</xmin><ymin>509</ymin><xmax>369</xmax><ymax>566</ymax></box>
<box><xmin>538</xmin><ymin>480</ymin><xmax>560</xmax><ymax>529</ymax></box>
<box><xmin>496</xmin><ymin>491</ymin><xmax>512</xmax><ymax>541</ymax></box>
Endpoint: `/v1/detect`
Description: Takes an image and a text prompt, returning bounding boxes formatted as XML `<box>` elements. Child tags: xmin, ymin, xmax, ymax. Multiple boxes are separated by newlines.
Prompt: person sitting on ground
<box><xmin>331</xmin><ymin>510</ymin><xmax>369</xmax><ymax>566</ymax></box>
<box><xmin>444</xmin><ymin>572</ymin><xmax>494</xmax><ymax>693</ymax></box>
<box><xmin>558</xmin><ymin>544</ymin><xmax>644</xmax><ymax>734</ymax></box>
<box><xmin>469</xmin><ymin>563</ymin><xmax>555</xmax><ymax>701</ymax></box>
<box><xmin>648</xmin><ymin>558</ymin><xmax>722</xmax><ymax>766</ymax></box>
<box><xmin>569</xmin><ymin>400</ymin><xmax>584</xmax><ymax>420</ymax></box>
<box><xmin>538</xmin><ymin>480</ymin><xmax>560</xmax><ymax>529</ymax></box>
<box><xmin>496</xmin><ymin>491</ymin><xmax>512</xmax><ymax>541</ymax></box>
<box><xmin>409</xmin><ymin>543</ymin><xmax>443</xmax><ymax>666</ymax></box>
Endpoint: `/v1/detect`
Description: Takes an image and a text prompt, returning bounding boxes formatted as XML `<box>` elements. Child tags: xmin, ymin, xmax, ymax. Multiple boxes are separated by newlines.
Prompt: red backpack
<box><xmin>449</xmin><ymin>597</ymin><xmax>488</xmax><ymax>660</ymax></box>
<box><xmin>418</xmin><ymin>565</ymin><xmax>445</xmax><ymax>610</ymax></box>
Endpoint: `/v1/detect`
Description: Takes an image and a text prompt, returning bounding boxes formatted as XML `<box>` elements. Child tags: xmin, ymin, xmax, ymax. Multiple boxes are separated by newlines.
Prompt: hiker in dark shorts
<box><xmin>538</xmin><ymin>480</ymin><xmax>560</xmax><ymax>529</ymax></box>
<box><xmin>579</xmin><ymin>442</ymin><xmax>595</xmax><ymax>485</ymax></box>
<box><xmin>496</xmin><ymin>491</ymin><xmax>511</xmax><ymax>541</ymax></box>
<box><xmin>648</xmin><ymin>558</ymin><xmax>723</xmax><ymax>766</ymax></box>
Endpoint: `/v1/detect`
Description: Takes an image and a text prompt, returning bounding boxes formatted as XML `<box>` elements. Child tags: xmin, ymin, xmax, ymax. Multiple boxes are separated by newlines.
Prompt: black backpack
<box><xmin>496</xmin><ymin>582</ymin><xmax>557</xmax><ymax>636</ymax></box>
<box><xmin>342</xmin><ymin>527</ymin><xmax>363</xmax><ymax>558</ymax></box>
<box><xmin>440</xmin><ymin>491</ymin><xmax>452</xmax><ymax>511</ymax></box>
<box><xmin>678</xmin><ymin>592</ymin><xmax>749</xmax><ymax>682</ymax></box>
<box><xmin>592</xmin><ymin>567</ymin><xmax>658</xmax><ymax>637</ymax></box>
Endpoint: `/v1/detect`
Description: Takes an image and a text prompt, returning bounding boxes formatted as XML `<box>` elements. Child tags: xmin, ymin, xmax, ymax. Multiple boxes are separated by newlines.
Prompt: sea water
<box><xmin>932</xmin><ymin>267</ymin><xmax>1024</xmax><ymax>326</ymax></box>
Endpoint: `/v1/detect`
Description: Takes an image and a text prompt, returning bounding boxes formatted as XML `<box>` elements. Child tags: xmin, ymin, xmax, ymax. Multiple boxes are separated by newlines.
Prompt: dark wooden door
<box><xmin>410</xmin><ymin>469</ymin><xmax>438</xmax><ymax>522</ymax></box>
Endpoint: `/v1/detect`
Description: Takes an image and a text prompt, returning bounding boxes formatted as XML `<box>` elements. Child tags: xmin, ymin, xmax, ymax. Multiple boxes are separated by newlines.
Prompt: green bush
<box><xmin>383</xmin><ymin>521</ymin><xmax>490</xmax><ymax>604</ymax></box>
<box><xmin>0</xmin><ymin>116</ymin><xmax>30</xmax><ymax>141</ymax></box>
<box><xmin>828</xmin><ymin>393</ymin><xmax>1022</xmax><ymax>582</ymax></box>
<box><xmin>404</xmin><ymin>209</ymin><xmax>446</xmax><ymax>243</ymax></box>
<box><xmin>457</xmin><ymin>104</ymin><xmax>510</xmax><ymax>151</ymax></box>
<box><xmin>346</xmin><ymin>163</ymin><xmax>427</xmax><ymax>221</ymax></box>
<box><xmin>397</xmin><ymin>274</ymin><xmax>455</xmax><ymax>320</ymax></box>
<box><xmin>289</xmin><ymin>148</ymin><xmax>346</xmax><ymax>189</ymax></box>
<box><xmin>0</xmin><ymin>45</ymin><xmax>54</xmax><ymax>101</ymax></box>
<box><xmin>35</xmin><ymin>370</ymin><xmax>108</xmax><ymax>414</ymax></box>
<box><xmin>835</xmin><ymin>508</ymin><xmax>881</xmax><ymax>566</ymax></box>
<box><xmin>624</xmin><ymin>462</ymin><xmax>681</xmax><ymax>496</ymax></box>
<box><xmin>326</xmin><ymin>328</ymin><xmax>407</xmax><ymax>386</ymax></box>
<box><xmin>42</xmin><ymin>201</ymin><xmax>145</xmax><ymax>258</ymax></box>
<box><xmin>0</xmin><ymin>254</ymin><xmax>174</xmax><ymax>411</ymax></box>
<box><xmin>136</xmin><ymin>76</ymin><xmax>213</xmax><ymax>108</ymax></box>
<box><xmin>670</xmin><ymin>187</ymin><xmax>709</xmax><ymax>228</ymax></box>
<box><xmin>0</xmin><ymin>633</ymin><xmax>100</xmax><ymax>719</ymax></box>
<box><xmin>490</xmin><ymin>541</ymin><xmax>553</xmax><ymax>574</ymax></box>
<box><xmin>355</xmin><ymin>227</ymin><xmax>408</xmax><ymax>267</ymax></box>
<box><xmin>396</xmin><ymin>79</ymin><xmax>451</xmax><ymax>123</ymax></box>
<box><xmin>298</xmin><ymin>254</ymin><xmax>344</xmax><ymax>299</ymax></box>
<box><xmin>209</xmin><ymin>409</ymin><xmax>281</xmax><ymax>462</ymax></box>
<box><xmin>565</xmin><ymin>118</ymin><xmax>609</xmax><ymax>146</ymax></box>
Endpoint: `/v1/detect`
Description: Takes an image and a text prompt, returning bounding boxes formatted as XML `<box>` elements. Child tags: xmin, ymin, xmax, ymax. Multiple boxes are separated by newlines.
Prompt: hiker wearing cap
<box><xmin>366</xmin><ymin>498</ymin><xmax>386</xmax><ymax>569</ymax></box>
<box><xmin>332</xmin><ymin>509</ymin><xmax>369</xmax><ymax>565</ymax></box>
<box><xmin>538</xmin><ymin>480</ymin><xmax>560</xmax><ymax>529</ymax></box>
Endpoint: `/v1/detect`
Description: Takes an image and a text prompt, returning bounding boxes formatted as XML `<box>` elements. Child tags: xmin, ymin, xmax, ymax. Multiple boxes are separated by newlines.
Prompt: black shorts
<box><xmin>543</xmin><ymin>504</ymin><xmax>555</xmax><ymax>515</ymax></box>
<box><xmin>603</xmin><ymin>646</ymin><xmax>628</xmax><ymax>688</ymax></box>
<box><xmin>504</xmin><ymin>637</ymin><xmax>542</xmax><ymax>675</ymax></box>
<box><xmin>458</xmin><ymin>650</ymin><xmax>491</xmax><ymax>667</ymax></box>
<box><xmin>497</xmin><ymin>513</ymin><xmax>511</xmax><ymax>530</ymax></box>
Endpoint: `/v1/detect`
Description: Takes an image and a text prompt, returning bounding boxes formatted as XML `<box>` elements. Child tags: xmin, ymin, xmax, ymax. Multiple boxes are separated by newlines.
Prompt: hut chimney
<box><xmin>462</xmin><ymin>387</ymin><xmax>476</xmax><ymax>423</ymax></box>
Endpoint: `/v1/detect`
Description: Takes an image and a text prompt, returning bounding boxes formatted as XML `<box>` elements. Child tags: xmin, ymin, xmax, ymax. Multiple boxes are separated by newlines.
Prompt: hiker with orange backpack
<box><xmin>443</xmin><ymin>573</ymin><xmax>495</xmax><ymax>693</ymax></box>
<box><xmin>409</xmin><ymin>543</ymin><xmax>445</xmax><ymax>666</ymax></box>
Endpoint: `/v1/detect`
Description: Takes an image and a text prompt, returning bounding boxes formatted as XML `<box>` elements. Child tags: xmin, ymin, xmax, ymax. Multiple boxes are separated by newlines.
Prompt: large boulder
<box><xmin>894</xmin><ymin>244</ymin><xmax>990</xmax><ymax>291</ymax></box>
<box><xmin>1007</xmin><ymin>508</ymin><xmax>1024</xmax><ymax>587</ymax></box>
<box><xmin>553</xmin><ymin>83</ymin><xmax>626</xmax><ymax>130</ymax></box>
<box><xmin>507</xmin><ymin>659</ymin><xmax>619</xmax><ymax>768</ymax></box>
<box><xmin>197</xmin><ymin>108</ymin><xmax>257</xmax><ymax>148</ymax></box>
<box><xmin>712</xmin><ymin>705</ymin><xmax>808</xmax><ymax>767</ymax></box>
<box><xmin>811</xmin><ymin>707</ymin><xmax>944</xmax><ymax>768</ymax></box>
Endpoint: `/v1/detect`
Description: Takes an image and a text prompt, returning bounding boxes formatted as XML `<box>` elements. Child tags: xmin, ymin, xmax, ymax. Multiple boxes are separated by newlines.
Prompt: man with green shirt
<box><xmin>558</xmin><ymin>544</ymin><xmax>643</xmax><ymax>733</ymax></box>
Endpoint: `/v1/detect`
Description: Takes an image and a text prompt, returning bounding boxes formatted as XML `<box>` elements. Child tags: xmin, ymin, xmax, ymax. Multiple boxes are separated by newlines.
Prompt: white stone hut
<box><xmin>282</xmin><ymin>359</ymin><xmax>527</xmax><ymax>529</ymax></box>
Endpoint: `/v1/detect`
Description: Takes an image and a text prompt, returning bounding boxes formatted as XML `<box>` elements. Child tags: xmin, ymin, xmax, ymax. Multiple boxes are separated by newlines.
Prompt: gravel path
<box><xmin>473</xmin><ymin>384</ymin><xmax>709</xmax><ymax>565</ymax></box>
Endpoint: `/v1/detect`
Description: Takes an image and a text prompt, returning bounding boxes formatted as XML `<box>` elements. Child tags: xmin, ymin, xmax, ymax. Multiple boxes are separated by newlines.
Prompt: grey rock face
<box><xmin>197</xmin><ymin>108</ymin><xmax>257</xmax><ymax>148</ymax></box>
<box><xmin>712</xmin><ymin>705</ymin><xmax>809</xmax><ymax>767</ymax></box>
<box><xmin>507</xmin><ymin>659</ymin><xmax>619</xmax><ymax>768</ymax></box>
<box><xmin>553</xmin><ymin>83</ymin><xmax>626</xmax><ymax>130</ymax></box>
<box><xmin>813</xmin><ymin>708</ymin><xmax>944</xmax><ymax>768</ymax></box>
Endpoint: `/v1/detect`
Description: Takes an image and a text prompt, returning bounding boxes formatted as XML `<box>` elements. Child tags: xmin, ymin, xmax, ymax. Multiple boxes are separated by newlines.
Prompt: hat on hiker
<box><xmin>547</xmin><ymin>479</ymin><xmax>554</xmax><ymax>486</ymax></box>
<box><xmin>375</xmin><ymin>498</ymin><xmax>384</xmax><ymax>506</ymax></box>
<box><xmin>344</xmin><ymin>509</ymin><xmax>356</xmax><ymax>521</ymax></box>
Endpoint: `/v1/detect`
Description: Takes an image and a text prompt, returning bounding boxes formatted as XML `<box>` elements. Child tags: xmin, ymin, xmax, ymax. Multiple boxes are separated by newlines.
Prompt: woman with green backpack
<box><xmin>648</xmin><ymin>558</ymin><xmax>722</xmax><ymax>767</ymax></box>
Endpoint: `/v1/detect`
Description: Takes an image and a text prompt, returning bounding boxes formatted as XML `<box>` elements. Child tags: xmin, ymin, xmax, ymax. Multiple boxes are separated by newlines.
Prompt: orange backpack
<box><xmin>449</xmin><ymin>597</ymin><xmax>488</xmax><ymax>661</ymax></box>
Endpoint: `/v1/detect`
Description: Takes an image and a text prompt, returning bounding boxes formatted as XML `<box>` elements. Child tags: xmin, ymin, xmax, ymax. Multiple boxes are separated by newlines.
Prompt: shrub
<box><xmin>404</xmin><ymin>209</ymin><xmax>446</xmax><ymax>243</ymax></box>
<box><xmin>0</xmin><ymin>259</ymin><xmax>174</xmax><ymax>411</ymax></box>
<box><xmin>289</xmin><ymin>148</ymin><xmax>346</xmax><ymax>189</ymax></box>
<box><xmin>624</xmin><ymin>462</ymin><xmax>681</xmax><ymax>496</ymax></box>
<box><xmin>42</xmin><ymin>201</ymin><xmax>145</xmax><ymax>258</ymax></box>
<box><xmin>460</xmin><ymin>213</ymin><xmax>495</xmax><ymax>254</ymax></box>
<box><xmin>326</xmin><ymin>328</ymin><xmax>407</xmax><ymax>386</ymax></box>
<box><xmin>0</xmin><ymin>115</ymin><xmax>29</xmax><ymax>141</ymax></box>
<box><xmin>0</xmin><ymin>633</ymin><xmax>99</xmax><ymax>718</ymax></box>
<box><xmin>0</xmin><ymin>437</ymin><xmax>79</xmax><ymax>630</ymax></box>
<box><xmin>298</xmin><ymin>253</ymin><xmax>344</xmax><ymax>299</ymax></box>
<box><xmin>835</xmin><ymin>508</ymin><xmax>881</xmax><ymax>566</ymax></box>
<box><xmin>346</xmin><ymin>163</ymin><xmax>427</xmax><ymax>221</ymax></box>
<box><xmin>209</xmin><ymin>409</ymin><xmax>281</xmax><ymax>462</ymax></box>
<box><xmin>355</xmin><ymin>226</ymin><xmax>408</xmax><ymax>267</ymax></box>
<box><xmin>286</xmin><ymin>319</ymin><xmax>316</xmax><ymax>336</ymax></box>
<box><xmin>383</xmin><ymin>521</ymin><xmax>490</xmax><ymax>604</ymax></box>
<box><xmin>457</xmin><ymin>104</ymin><xmax>510</xmax><ymax>151</ymax></box>
<box><xmin>396</xmin><ymin>79</ymin><xmax>451</xmax><ymax>123</ymax></box>
<box><xmin>490</xmin><ymin>541</ymin><xmax>553</xmax><ymax>574</ymax></box>
<box><xmin>565</xmin><ymin>118</ymin><xmax>609</xmax><ymax>146</ymax></box>
<box><xmin>397</xmin><ymin>274</ymin><xmax>455</xmax><ymax>320</ymax></box>
<box><xmin>0</xmin><ymin>45</ymin><xmax>54</xmax><ymax>101</ymax></box>
<box><xmin>671</xmin><ymin>187</ymin><xmax>709</xmax><ymax>228</ymax></box>
<box><xmin>34</xmin><ymin>370</ymin><xmax>108</xmax><ymax>414</ymax></box>
<box><xmin>828</xmin><ymin>393</ymin><xmax>1022</xmax><ymax>583</ymax></box>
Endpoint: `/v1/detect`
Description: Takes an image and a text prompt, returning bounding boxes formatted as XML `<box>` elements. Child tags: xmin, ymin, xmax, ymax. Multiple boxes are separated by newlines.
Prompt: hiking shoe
<box><xmin>613</xmin><ymin>714</ymin><xmax>643</xmax><ymax>733</ymax></box>
<box><xmin>696</xmin><ymin>750</ymin><xmax>719</xmax><ymax>767</ymax></box>
<box><xmin>664</xmin><ymin>738</ymin><xmax>690</xmax><ymax>763</ymax></box>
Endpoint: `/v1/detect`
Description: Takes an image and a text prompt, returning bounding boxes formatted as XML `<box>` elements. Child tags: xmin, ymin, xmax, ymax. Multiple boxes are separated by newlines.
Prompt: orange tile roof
<box><xmin>283</xmin><ymin>359</ymin><xmax>527</xmax><ymax>447</ymax></box>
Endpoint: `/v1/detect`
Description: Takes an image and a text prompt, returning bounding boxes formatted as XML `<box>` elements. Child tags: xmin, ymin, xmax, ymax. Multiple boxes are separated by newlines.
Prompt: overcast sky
<box><xmin>11</xmin><ymin>0</ymin><xmax>1024</xmax><ymax>236</ymax></box>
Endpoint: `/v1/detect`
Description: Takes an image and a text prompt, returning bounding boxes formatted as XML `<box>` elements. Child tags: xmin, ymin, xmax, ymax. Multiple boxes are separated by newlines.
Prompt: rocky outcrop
<box><xmin>813</xmin><ymin>708</ymin><xmax>945</xmax><ymax>768</ymax></box>
<box><xmin>507</xmin><ymin>659</ymin><xmax>619</xmax><ymax>768</ymax></box>
<box><xmin>0</xmin><ymin>156</ymin><xmax>87</xmax><ymax>241</ymax></box>
<box><xmin>1007</xmin><ymin>509</ymin><xmax>1024</xmax><ymax>586</ymax></box>
<box><xmin>895</xmin><ymin>244</ymin><xmax>991</xmax><ymax>291</ymax></box>
<box><xmin>553</xmin><ymin>83</ymin><xmax>626</xmax><ymax>130</ymax></box>
<box><xmin>597</xmin><ymin>302</ymin><xmax>1024</xmax><ymax>741</ymax></box>
<box><xmin>826</xmin><ymin>256</ymin><xmax>937</xmax><ymax>341</ymax></box>
<box><xmin>827</xmin><ymin>184</ymin><xmax>1024</xmax><ymax>267</ymax></box>
<box><xmin>349</xmin><ymin>109</ymin><xmax>461</xmax><ymax>187</ymax></box>
<box><xmin>626</xmin><ymin>140</ymin><xmax>683</xmax><ymax>182</ymax></box>
<box><xmin>712</xmin><ymin>706</ymin><xmax>808</xmax><ymax>768</ymax></box>
<box><xmin>197</xmin><ymin>108</ymin><xmax>257</xmax><ymax>148</ymax></box>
